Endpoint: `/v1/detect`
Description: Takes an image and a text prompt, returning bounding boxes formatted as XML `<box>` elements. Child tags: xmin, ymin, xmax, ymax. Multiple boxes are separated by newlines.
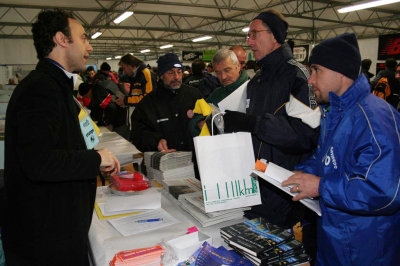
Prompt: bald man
<box><xmin>230</xmin><ymin>45</ymin><xmax>247</xmax><ymax>70</ymax></box>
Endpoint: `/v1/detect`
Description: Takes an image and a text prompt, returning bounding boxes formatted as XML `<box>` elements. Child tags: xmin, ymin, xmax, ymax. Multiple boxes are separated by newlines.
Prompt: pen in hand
<box><xmin>134</xmin><ymin>218</ymin><xmax>163</xmax><ymax>223</ymax></box>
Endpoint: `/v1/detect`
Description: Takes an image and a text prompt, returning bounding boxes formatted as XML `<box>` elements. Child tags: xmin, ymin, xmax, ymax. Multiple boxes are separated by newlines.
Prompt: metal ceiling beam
<box><xmin>0</xmin><ymin>22</ymin><xmax>248</xmax><ymax>37</ymax></box>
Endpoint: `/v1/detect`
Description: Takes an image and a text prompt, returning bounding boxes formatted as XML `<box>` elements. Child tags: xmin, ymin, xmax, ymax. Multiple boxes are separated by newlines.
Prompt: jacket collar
<box><xmin>328</xmin><ymin>74</ymin><xmax>370</xmax><ymax>112</ymax></box>
<box><xmin>256</xmin><ymin>42</ymin><xmax>293</xmax><ymax>68</ymax></box>
<box><xmin>37</xmin><ymin>59</ymin><xmax>75</xmax><ymax>89</ymax></box>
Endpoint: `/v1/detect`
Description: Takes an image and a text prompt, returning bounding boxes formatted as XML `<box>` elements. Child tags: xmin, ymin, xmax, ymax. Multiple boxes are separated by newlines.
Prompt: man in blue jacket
<box><xmin>283</xmin><ymin>33</ymin><xmax>400</xmax><ymax>265</ymax></box>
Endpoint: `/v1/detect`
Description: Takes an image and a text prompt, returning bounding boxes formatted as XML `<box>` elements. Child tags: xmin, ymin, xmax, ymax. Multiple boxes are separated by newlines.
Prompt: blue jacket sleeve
<box><xmin>295</xmin><ymin>151</ymin><xmax>318</xmax><ymax>175</ymax></box>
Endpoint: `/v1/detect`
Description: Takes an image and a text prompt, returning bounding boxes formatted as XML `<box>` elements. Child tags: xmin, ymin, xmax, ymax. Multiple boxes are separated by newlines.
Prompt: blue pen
<box><xmin>135</xmin><ymin>218</ymin><xmax>163</xmax><ymax>223</ymax></box>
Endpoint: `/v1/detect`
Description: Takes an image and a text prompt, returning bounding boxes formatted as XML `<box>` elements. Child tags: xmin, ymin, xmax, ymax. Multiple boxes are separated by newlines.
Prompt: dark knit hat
<box><xmin>100</xmin><ymin>62</ymin><xmax>111</xmax><ymax>71</ymax></box>
<box><xmin>252</xmin><ymin>12</ymin><xmax>288</xmax><ymax>44</ymax></box>
<box><xmin>309</xmin><ymin>33</ymin><xmax>361</xmax><ymax>80</ymax></box>
<box><xmin>78</xmin><ymin>82</ymin><xmax>93</xmax><ymax>97</ymax></box>
<box><xmin>157</xmin><ymin>53</ymin><xmax>183</xmax><ymax>77</ymax></box>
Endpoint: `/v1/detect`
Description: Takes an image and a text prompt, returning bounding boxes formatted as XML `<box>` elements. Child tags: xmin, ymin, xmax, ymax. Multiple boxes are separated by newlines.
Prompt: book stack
<box><xmin>177</xmin><ymin>191</ymin><xmax>251</xmax><ymax>227</ymax></box>
<box><xmin>220</xmin><ymin>218</ymin><xmax>311</xmax><ymax>265</ymax></box>
<box><xmin>161</xmin><ymin>177</ymin><xmax>202</xmax><ymax>202</ymax></box>
<box><xmin>109</xmin><ymin>245</ymin><xmax>165</xmax><ymax>266</ymax></box>
<box><xmin>144</xmin><ymin>151</ymin><xmax>195</xmax><ymax>182</ymax></box>
<box><xmin>177</xmin><ymin>241</ymin><xmax>253</xmax><ymax>266</ymax></box>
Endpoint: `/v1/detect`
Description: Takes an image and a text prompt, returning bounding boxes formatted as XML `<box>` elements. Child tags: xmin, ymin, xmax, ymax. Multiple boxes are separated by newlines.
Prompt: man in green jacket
<box><xmin>189</xmin><ymin>48</ymin><xmax>249</xmax><ymax>136</ymax></box>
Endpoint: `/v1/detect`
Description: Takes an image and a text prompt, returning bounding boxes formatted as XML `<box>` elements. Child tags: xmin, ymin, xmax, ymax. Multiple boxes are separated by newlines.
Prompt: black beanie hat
<box><xmin>100</xmin><ymin>62</ymin><xmax>111</xmax><ymax>71</ymax></box>
<box><xmin>157</xmin><ymin>53</ymin><xmax>183</xmax><ymax>77</ymax></box>
<box><xmin>78</xmin><ymin>82</ymin><xmax>93</xmax><ymax>97</ymax></box>
<box><xmin>252</xmin><ymin>12</ymin><xmax>288</xmax><ymax>44</ymax></box>
<box><xmin>309</xmin><ymin>33</ymin><xmax>361</xmax><ymax>81</ymax></box>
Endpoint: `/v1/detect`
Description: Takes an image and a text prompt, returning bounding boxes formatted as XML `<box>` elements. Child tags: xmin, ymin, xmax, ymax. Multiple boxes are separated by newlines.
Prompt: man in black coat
<box><xmin>2</xmin><ymin>9</ymin><xmax>120</xmax><ymax>265</ymax></box>
<box><xmin>131</xmin><ymin>53</ymin><xmax>203</xmax><ymax>153</ymax></box>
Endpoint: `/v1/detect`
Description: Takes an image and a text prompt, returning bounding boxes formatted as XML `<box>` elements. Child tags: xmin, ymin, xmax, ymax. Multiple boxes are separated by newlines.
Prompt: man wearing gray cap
<box><xmin>283</xmin><ymin>33</ymin><xmax>400</xmax><ymax>265</ymax></box>
<box><xmin>222</xmin><ymin>9</ymin><xmax>320</xmax><ymax>230</ymax></box>
<box><xmin>131</xmin><ymin>53</ymin><xmax>202</xmax><ymax>153</ymax></box>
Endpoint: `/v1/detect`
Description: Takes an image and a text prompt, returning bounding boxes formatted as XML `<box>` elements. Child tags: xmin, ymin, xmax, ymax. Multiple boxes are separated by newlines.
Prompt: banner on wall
<box><xmin>202</xmin><ymin>50</ymin><xmax>218</xmax><ymax>62</ymax></box>
<box><xmin>378</xmin><ymin>33</ymin><xmax>400</xmax><ymax>60</ymax></box>
<box><xmin>182</xmin><ymin>51</ymin><xmax>203</xmax><ymax>61</ymax></box>
<box><xmin>375</xmin><ymin>62</ymin><xmax>386</xmax><ymax>75</ymax></box>
<box><xmin>293</xmin><ymin>45</ymin><xmax>309</xmax><ymax>63</ymax></box>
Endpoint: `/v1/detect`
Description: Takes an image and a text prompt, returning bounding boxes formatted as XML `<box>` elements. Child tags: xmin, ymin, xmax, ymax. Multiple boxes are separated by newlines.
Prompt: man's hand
<box><xmin>282</xmin><ymin>172</ymin><xmax>320</xmax><ymax>201</ymax></box>
<box><xmin>115</xmin><ymin>97</ymin><xmax>125</xmax><ymax>107</ymax></box>
<box><xmin>197</xmin><ymin>120</ymin><xmax>205</xmax><ymax>130</ymax></box>
<box><xmin>157</xmin><ymin>139</ymin><xmax>176</xmax><ymax>153</ymax></box>
<box><xmin>98</xmin><ymin>148</ymin><xmax>120</xmax><ymax>175</ymax></box>
<box><xmin>223</xmin><ymin>110</ymin><xmax>256</xmax><ymax>133</ymax></box>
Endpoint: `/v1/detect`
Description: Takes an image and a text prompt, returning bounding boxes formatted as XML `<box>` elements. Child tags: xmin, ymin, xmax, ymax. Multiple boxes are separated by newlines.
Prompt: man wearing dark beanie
<box><xmin>223</xmin><ymin>7</ymin><xmax>320</xmax><ymax>249</ymax></box>
<box><xmin>131</xmin><ymin>53</ymin><xmax>202</xmax><ymax>173</ymax></box>
<box><xmin>282</xmin><ymin>33</ymin><xmax>400</xmax><ymax>265</ymax></box>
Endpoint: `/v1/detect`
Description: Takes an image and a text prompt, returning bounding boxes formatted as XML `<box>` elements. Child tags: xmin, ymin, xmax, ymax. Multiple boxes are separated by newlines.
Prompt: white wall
<box><xmin>0</xmin><ymin>39</ymin><xmax>37</xmax><ymax>65</ymax></box>
<box><xmin>358</xmin><ymin>38</ymin><xmax>380</xmax><ymax>77</ymax></box>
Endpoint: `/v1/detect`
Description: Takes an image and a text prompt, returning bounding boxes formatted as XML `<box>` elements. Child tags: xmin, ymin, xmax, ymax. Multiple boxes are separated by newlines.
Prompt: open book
<box><xmin>252</xmin><ymin>162</ymin><xmax>321</xmax><ymax>216</ymax></box>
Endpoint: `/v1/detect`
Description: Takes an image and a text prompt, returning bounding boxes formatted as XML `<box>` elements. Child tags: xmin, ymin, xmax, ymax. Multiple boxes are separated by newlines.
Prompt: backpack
<box><xmin>372</xmin><ymin>76</ymin><xmax>391</xmax><ymax>100</ymax></box>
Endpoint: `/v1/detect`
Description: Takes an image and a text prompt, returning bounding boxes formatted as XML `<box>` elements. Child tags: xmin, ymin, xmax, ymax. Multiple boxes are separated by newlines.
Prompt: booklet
<box><xmin>252</xmin><ymin>162</ymin><xmax>321</xmax><ymax>216</ymax></box>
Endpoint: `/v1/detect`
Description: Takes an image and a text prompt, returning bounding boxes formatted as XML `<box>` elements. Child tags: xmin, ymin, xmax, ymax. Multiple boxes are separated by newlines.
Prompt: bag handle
<box><xmin>211</xmin><ymin>112</ymin><xmax>224</xmax><ymax>136</ymax></box>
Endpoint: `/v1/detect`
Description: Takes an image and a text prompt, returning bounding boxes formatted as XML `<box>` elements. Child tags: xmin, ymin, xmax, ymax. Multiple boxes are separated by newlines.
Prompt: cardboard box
<box><xmin>167</xmin><ymin>231</ymin><xmax>212</xmax><ymax>261</ymax></box>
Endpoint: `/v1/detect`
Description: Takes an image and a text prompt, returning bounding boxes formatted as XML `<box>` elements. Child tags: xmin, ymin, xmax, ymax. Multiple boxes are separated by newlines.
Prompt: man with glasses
<box><xmin>223</xmin><ymin>8</ymin><xmax>320</xmax><ymax>244</ymax></box>
<box><xmin>131</xmin><ymin>53</ymin><xmax>202</xmax><ymax>154</ymax></box>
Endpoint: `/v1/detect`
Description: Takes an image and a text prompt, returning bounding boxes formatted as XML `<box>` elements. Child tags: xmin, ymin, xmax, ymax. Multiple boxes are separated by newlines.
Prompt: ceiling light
<box><xmin>91</xmin><ymin>32</ymin><xmax>102</xmax><ymax>39</ymax></box>
<box><xmin>160</xmin><ymin>44</ymin><xmax>173</xmax><ymax>49</ymax></box>
<box><xmin>242</xmin><ymin>27</ymin><xmax>249</xmax><ymax>32</ymax></box>
<box><xmin>113</xmin><ymin>11</ymin><xmax>134</xmax><ymax>24</ymax></box>
<box><xmin>141</xmin><ymin>49</ymin><xmax>150</xmax><ymax>53</ymax></box>
<box><xmin>192</xmin><ymin>36</ymin><xmax>212</xmax><ymax>42</ymax></box>
<box><xmin>106</xmin><ymin>57</ymin><xmax>112</xmax><ymax>60</ymax></box>
<box><xmin>115</xmin><ymin>55</ymin><xmax>122</xmax><ymax>59</ymax></box>
<box><xmin>338</xmin><ymin>0</ymin><xmax>400</xmax><ymax>13</ymax></box>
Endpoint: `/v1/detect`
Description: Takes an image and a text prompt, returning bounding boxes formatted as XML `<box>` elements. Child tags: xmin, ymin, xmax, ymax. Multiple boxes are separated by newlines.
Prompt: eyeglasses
<box><xmin>246</xmin><ymin>30</ymin><xmax>271</xmax><ymax>40</ymax></box>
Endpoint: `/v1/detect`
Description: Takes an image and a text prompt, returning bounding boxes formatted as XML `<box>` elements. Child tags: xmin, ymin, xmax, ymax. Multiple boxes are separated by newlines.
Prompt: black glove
<box><xmin>223</xmin><ymin>110</ymin><xmax>256</xmax><ymax>133</ymax></box>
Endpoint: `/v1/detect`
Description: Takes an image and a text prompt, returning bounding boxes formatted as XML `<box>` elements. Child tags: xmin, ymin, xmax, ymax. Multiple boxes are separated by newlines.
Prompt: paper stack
<box><xmin>144</xmin><ymin>151</ymin><xmax>195</xmax><ymax>182</ymax></box>
<box><xmin>161</xmin><ymin>177</ymin><xmax>202</xmax><ymax>205</ymax></box>
<box><xmin>177</xmin><ymin>191</ymin><xmax>250</xmax><ymax>227</ymax></box>
<box><xmin>94</xmin><ymin>187</ymin><xmax>162</xmax><ymax>220</ymax></box>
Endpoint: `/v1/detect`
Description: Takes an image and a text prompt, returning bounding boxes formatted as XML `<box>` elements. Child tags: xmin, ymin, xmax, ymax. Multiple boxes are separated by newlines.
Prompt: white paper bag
<box><xmin>194</xmin><ymin>132</ymin><xmax>261</xmax><ymax>212</ymax></box>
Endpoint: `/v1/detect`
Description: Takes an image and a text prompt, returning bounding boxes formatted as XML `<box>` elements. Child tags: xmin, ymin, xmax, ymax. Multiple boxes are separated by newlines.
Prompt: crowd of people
<box><xmin>1</xmin><ymin>7</ymin><xmax>400</xmax><ymax>266</ymax></box>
